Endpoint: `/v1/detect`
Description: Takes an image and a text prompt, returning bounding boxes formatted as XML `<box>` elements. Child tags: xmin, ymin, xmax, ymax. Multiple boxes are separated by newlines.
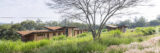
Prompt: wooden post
<box><xmin>34</xmin><ymin>34</ymin><xmax>37</xmax><ymax>41</ymax></box>
<box><xmin>49</xmin><ymin>32</ymin><xmax>53</xmax><ymax>40</ymax></box>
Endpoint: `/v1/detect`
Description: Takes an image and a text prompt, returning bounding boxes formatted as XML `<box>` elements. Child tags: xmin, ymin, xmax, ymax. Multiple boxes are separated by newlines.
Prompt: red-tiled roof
<box><xmin>17</xmin><ymin>26</ymin><xmax>78</xmax><ymax>36</ymax></box>
<box><xmin>17</xmin><ymin>30</ymin><xmax>50</xmax><ymax>36</ymax></box>
<box><xmin>45</xmin><ymin>26</ymin><xmax>63</xmax><ymax>30</ymax></box>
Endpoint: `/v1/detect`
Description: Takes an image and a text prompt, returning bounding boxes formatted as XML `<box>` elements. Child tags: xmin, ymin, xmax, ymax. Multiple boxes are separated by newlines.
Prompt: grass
<box><xmin>0</xmin><ymin>26</ymin><xmax>160</xmax><ymax>53</ymax></box>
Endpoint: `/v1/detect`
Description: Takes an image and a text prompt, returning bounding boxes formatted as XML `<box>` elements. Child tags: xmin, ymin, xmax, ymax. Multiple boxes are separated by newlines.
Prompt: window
<box><xmin>58</xmin><ymin>32</ymin><xmax>61</xmax><ymax>35</ymax></box>
<box><xmin>37</xmin><ymin>33</ymin><xmax>45</xmax><ymax>36</ymax></box>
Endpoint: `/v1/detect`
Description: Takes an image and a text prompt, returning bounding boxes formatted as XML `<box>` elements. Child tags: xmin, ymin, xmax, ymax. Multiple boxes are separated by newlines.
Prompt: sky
<box><xmin>0</xmin><ymin>0</ymin><xmax>160</xmax><ymax>23</ymax></box>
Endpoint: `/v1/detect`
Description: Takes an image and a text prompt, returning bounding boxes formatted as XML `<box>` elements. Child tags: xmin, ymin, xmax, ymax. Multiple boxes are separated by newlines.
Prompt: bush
<box><xmin>53</xmin><ymin>35</ymin><xmax>67</xmax><ymax>40</ymax></box>
<box><xmin>77</xmin><ymin>33</ymin><xmax>87</xmax><ymax>38</ymax></box>
<box><xmin>108</xmin><ymin>30</ymin><xmax>122</xmax><ymax>37</ymax></box>
<box><xmin>135</xmin><ymin>27</ymin><xmax>156</xmax><ymax>35</ymax></box>
<box><xmin>102</xmin><ymin>29</ymin><xmax>107</xmax><ymax>32</ymax></box>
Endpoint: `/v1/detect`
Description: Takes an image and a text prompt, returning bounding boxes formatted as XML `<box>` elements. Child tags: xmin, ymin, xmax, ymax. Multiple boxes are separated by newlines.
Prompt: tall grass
<box><xmin>0</xmin><ymin>39</ymin><xmax>51</xmax><ymax>53</ymax></box>
<box><xmin>0</xmin><ymin>26</ymin><xmax>159</xmax><ymax>53</ymax></box>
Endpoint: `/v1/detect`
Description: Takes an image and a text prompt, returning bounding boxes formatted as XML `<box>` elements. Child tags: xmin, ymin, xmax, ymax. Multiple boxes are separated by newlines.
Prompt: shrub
<box><xmin>135</xmin><ymin>27</ymin><xmax>156</xmax><ymax>35</ymax></box>
<box><xmin>77</xmin><ymin>33</ymin><xmax>87</xmax><ymax>38</ymax></box>
<box><xmin>102</xmin><ymin>29</ymin><xmax>107</xmax><ymax>32</ymax></box>
<box><xmin>137</xmin><ymin>37</ymin><xmax>143</xmax><ymax>42</ymax></box>
<box><xmin>108</xmin><ymin>30</ymin><xmax>122</xmax><ymax>37</ymax></box>
<box><xmin>53</xmin><ymin>35</ymin><xmax>67</xmax><ymax>40</ymax></box>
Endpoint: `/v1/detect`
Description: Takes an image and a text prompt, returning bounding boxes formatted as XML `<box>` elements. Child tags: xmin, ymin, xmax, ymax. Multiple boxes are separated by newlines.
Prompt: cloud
<box><xmin>0</xmin><ymin>0</ymin><xmax>160</xmax><ymax>23</ymax></box>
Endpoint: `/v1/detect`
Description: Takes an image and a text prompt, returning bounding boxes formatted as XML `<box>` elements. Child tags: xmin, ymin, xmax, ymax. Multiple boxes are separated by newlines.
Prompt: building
<box><xmin>106</xmin><ymin>25</ymin><xmax>128</xmax><ymax>32</ymax></box>
<box><xmin>17</xmin><ymin>26</ymin><xmax>88</xmax><ymax>42</ymax></box>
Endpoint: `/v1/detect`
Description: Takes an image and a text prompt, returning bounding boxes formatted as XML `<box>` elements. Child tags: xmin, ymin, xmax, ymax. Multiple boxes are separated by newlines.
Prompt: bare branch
<box><xmin>48</xmin><ymin>0</ymin><xmax>144</xmax><ymax>40</ymax></box>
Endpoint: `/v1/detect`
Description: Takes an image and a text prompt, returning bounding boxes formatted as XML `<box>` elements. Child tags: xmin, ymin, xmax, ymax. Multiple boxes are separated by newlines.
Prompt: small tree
<box><xmin>48</xmin><ymin>0</ymin><xmax>144</xmax><ymax>40</ymax></box>
<box><xmin>134</xmin><ymin>17</ymin><xmax>147</xmax><ymax>27</ymax></box>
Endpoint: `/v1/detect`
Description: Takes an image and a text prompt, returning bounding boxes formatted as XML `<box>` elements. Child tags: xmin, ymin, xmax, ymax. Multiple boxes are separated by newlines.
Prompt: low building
<box><xmin>17</xmin><ymin>26</ymin><xmax>87</xmax><ymax>42</ymax></box>
<box><xmin>106</xmin><ymin>25</ymin><xmax>128</xmax><ymax>32</ymax></box>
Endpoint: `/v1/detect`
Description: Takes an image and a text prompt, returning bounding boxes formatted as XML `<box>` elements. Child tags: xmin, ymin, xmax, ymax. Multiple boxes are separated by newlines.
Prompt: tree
<box><xmin>118</xmin><ymin>19</ymin><xmax>133</xmax><ymax>28</ymax></box>
<box><xmin>48</xmin><ymin>0</ymin><xmax>144</xmax><ymax>40</ymax></box>
<box><xmin>134</xmin><ymin>17</ymin><xmax>147</xmax><ymax>27</ymax></box>
<box><xmin>20</xmin><ymin>20</ymin><xmax>36</xmax><ymax>30</ymax></box>
<box><xmin>149</xmin><ymin>20</ymin><xmax>160</xmax><ymax>26</ymax></box>
<box><xmin>0</xmin><ymin>24</ymin><xmax>20</xmax><ymax>40</ymax></box>
<box><xmin>157</xmin><ymin>15</ymin><xmax>160</xmax><ymax>20</ymax></box>
<box><xmin>35</xmin><ymin>19</ymin><xmax>46</xmax><ymax>30</ymax></box>
<box><xmin>60</xmin><ymin>18</ymin><xmax>70</xmax><ymax>26</ymax></box>
<box><xmin>46</xmin><ymin>21</ymin><xmax>59</xmax><ymax>26</ymax></box>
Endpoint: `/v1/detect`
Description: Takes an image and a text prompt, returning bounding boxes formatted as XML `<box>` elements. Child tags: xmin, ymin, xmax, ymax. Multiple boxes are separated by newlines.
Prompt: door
<box><xmin>47</xmin><ymin>33</ymin><xmax>49</xmax><ymax>39</ymax></box>
<box><xmin>65</xmin><ymin>28</ymin><xmax>68</xmax><ymax>36</ymax></box>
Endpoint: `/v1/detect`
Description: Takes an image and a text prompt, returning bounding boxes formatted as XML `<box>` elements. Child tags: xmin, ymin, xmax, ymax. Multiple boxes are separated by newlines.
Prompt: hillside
<box><xmin>0</xmin><ymin>26</ymin><xmax>160</xmax><ymax>53</ymax></box>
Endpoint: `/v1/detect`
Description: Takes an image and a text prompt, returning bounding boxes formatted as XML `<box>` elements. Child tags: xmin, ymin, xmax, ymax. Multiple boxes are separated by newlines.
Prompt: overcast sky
<box><xmin>0</xmin><ymin>0</ymin><xmax>160</xmax><ymax>23</ymax></box>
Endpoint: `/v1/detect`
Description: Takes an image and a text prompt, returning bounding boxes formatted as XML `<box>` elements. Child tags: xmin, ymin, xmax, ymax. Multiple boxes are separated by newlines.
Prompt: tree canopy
<box><xmin>48</xmin><ymin>0</ymin><xmax>145</xmax><ymax>40</ymax></box>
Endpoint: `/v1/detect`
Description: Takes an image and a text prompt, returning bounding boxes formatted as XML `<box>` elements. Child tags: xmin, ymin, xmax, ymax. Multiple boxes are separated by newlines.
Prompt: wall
<box><xmin>68</xmin><ymin>28</ymin><xmax>73</xmax><ymax>37</ymax></box>
<box><xmin>22</xmin><ymin>29</ymin><xmax>88</xmax><ymax>41</ymax></box>
<box><xmin>22</xmin><ymin>34</ymin><xmax>34</xmax><ymax>42</ymax></box>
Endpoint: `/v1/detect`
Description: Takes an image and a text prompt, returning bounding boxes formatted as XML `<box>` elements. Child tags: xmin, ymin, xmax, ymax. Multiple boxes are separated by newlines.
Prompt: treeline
<box><xmin>0</xmin><ymin>19</ymin><xmax>88</xmax><ymax>40</ymax></box>
<box><xmin>117</xmin><ymin>16</ymin><xmax>160</xmax><ymax>28</ymax></box>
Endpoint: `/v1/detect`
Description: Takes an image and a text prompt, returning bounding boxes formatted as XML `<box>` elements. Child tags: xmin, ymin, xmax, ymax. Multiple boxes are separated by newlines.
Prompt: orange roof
<box><xmin>17</xmin><ymin>30</ymin><xmax>50</xmax><ymax>36</ymax></box>
<box><xmin>45</xmin><ymin>26</ymin><xmax>63</xmax><ymax>30</ymax></box>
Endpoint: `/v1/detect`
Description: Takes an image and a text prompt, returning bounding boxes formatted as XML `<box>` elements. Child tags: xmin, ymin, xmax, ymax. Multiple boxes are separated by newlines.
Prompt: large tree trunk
<box><xmin>91</xmin><ymin>31</ymin><xmax>97</xmax><ymax>40</ymax></box>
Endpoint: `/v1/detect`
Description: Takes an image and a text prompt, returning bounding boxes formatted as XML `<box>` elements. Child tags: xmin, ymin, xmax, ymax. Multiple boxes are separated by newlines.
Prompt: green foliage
<box><xmin>117</xmin><ymin>16</ymin><xmax>160</xmax><ymax>28</ymax></box>
<box><xmin>0</xmin><ymin>39</ymin><xmax>51</xmax><ymax>53</ymax></box>
<box><xmin>77</xmin><ymin>33</ymin><xmax>87</xmax><ymax>38</ymax></box>
<box><xmin>108</xmin><ymin>30</ymin><xmax>122</xmax><ymax>37</ymax></box>
<box><xmin>52</xmin><ymin>35</ymin><xmax>67</xmax><ymax>40</ymax></box>
<box><xmin>0</xmin><ymin>20</ymin><xmax>88</xmax><ymax>40</ymax></box>
<box><xmin>0</xmin><ymin>25</ymin><xmax>20</xmax><ymax>40</ymax></box>
<box><xmin>99</xmin><ymin>37</ymin><xmax>133</xmax><ymax>46</ymax></box>
<box><xmin>0</xmin><ymin>26</ymin><xmax>158</xmax><ymax>53</ymax></box>
<box><xmin>117</xmin><ymin>17</ymin><xmax>147</xmax><ymax>28</ymax></box>
<box><xmin>102</xmin><ymin>29</ymin><xmax>107</xmax><ymax>32</ymax></box>
<box><xmin>37</xmin><ymin>41</ymin><xmax>105</xmax><ymax>53</ymax></box>
<box><xmin>135</xmin><ymin>27</ymin><xmax>156</xmax><ymax>35</ymax></box>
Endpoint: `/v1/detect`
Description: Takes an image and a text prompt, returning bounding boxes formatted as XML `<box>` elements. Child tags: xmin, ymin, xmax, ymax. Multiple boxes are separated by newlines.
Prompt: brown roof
<box><xmin>106</xmin><ymin>25</ymin><xmax>128</xmax><ymax>28</ymax></box>
<box><xmin>45</xmin><ymin>26</ymin><xmax>63</xmax><ymax>31</ymax></box>
<box><xmin>17</xmin><ymin>26</ymin><xmax>78</xmax><ymax>36</ymax></box>
<box><xmin>17</xmin><ymin>30</ymin><xmax>50</xmax><ymax>36</ymax></box>
<box><xmin>45</xmin><ymin>26</ymin><xmax>77</xmax><ymax>31</ymax></box>
<box><xmin>106</xmin><ymin>25</ymin><xmax>118</xmax><ymax>28</ymax></box>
